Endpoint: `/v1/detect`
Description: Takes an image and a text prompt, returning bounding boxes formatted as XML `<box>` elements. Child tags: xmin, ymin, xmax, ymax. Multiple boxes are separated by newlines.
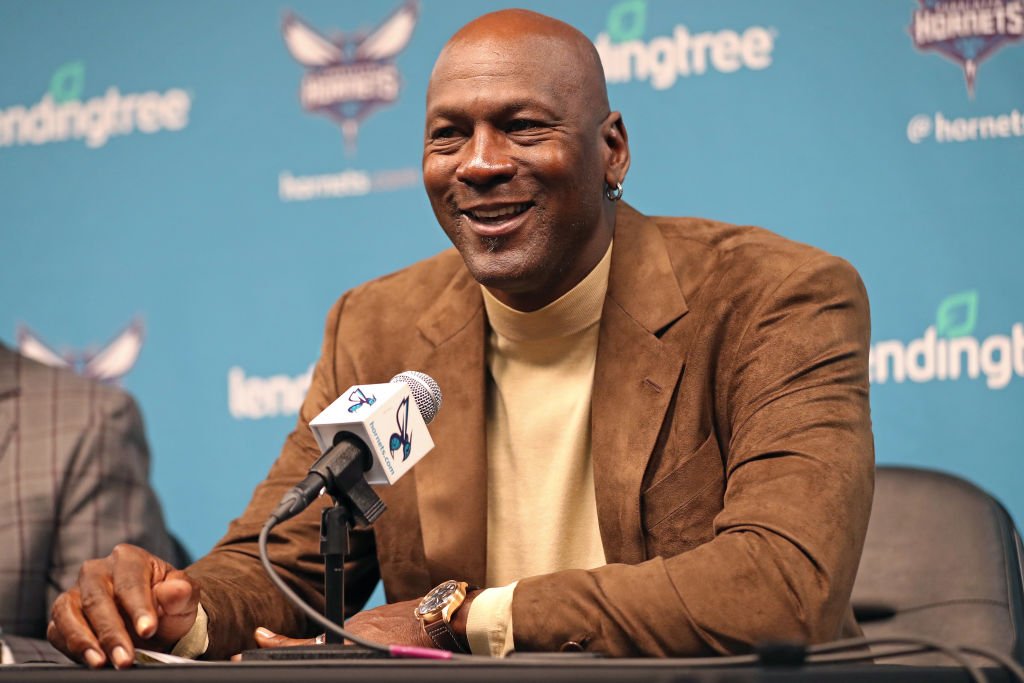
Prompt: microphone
<box><xmin>270</xmin><ymin>371</ymin><xmax>442</xmax><ymax>524</ymax></box>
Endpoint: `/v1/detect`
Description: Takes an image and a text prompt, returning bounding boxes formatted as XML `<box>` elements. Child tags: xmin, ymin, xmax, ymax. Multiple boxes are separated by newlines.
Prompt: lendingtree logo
<box><xmin>228</xmin><ymin>364</ymin><xmax>313</xmax><ymax>420</ymax></box>
<box><xmin>869</xmin><ymin>291</ymin><xmax>1024</xmax><ymax>390</ymax></box>
<box><xmin>593</xmin><ymin>0</ymin><xmax>776</xmax><ymax>90</ymax></box>
<box><xmin>0</xmin><ymin>61</ymin><xmax>192</xmax><ymax>149</ymax></box>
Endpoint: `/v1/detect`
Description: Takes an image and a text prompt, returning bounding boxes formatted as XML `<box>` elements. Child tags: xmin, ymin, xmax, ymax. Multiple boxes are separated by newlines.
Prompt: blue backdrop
<box><xmin>2</xmin><ymin>1</ymin><xmax>1022</xmax><ymax>608</ymax></box>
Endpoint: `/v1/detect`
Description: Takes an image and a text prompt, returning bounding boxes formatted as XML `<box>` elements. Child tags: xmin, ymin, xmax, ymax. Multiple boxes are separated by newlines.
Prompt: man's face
<box><xmin>422</xmin><ymin>35</ymin><xmax>611</xmax><ymax>310</ymax></box>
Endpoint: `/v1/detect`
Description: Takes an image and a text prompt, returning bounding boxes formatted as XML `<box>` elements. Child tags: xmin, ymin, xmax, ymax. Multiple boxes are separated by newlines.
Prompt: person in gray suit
<box><xmin>0</xmin><ymin>342</ymin><xmax>184</xmax><ymax>662</ymax></box>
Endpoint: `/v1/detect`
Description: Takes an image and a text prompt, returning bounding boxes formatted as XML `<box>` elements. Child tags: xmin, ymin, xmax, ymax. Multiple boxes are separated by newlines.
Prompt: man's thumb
<box><xmin>152</xmin><ymin>571</ymin><xmax>199</xmax><ymax>639</ymax></box>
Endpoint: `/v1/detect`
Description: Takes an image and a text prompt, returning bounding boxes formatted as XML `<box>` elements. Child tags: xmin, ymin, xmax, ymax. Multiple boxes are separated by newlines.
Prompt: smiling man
<box><xmin>422</xmin><ymin>12</ymin><xmax>622</xmax><ymax>313</ymax></box>
<box><xmin>48</xmin><ymin>9</ymin><xmax>873</xmax><ymax>665</ymax></box>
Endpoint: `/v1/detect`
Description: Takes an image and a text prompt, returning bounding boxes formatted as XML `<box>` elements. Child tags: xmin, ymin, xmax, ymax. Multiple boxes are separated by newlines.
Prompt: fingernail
<box><xmin>136</xmin><ymin>614</ymin><xmax>156</xmax><ymax>637</ymax></box>
<box><xmin>112</xmin><ymin>645</ymin><xmax>131</xmax><ymax>669</ymax></box>
<box><xmin>84</xmin><ymin>649</ymin><xmax>104</xmax><ymax>668</ymax></box>
<box><xmin>256</xmin><ymin>627</ymin><xmax>275</xmax><ymax>639</ymax></box>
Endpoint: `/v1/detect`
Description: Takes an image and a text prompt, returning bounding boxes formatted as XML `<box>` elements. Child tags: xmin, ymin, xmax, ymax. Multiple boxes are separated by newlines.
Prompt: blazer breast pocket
<box><xmin>641</xmin><ymin>431</ymin><xmax>725</xmax><ymax>559</ymax></box>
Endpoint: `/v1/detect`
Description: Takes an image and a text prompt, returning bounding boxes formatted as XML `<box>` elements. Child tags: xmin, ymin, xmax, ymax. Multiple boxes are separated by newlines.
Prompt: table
<box><xmin>2</xmin><ymin>661</ymin><xmax>1014</xmax><ymax>682</ymax></box>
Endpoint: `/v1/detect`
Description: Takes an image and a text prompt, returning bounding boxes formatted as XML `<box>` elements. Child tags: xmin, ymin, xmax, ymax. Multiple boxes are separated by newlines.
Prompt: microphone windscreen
<box><xmin>390</xmin><ymin>371</ymin><xmax>442</xmax><ymax>424</ymax></box>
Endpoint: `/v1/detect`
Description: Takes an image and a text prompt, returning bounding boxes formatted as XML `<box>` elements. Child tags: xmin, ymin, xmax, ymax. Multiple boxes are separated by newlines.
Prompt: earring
<box><xmin>604</xmin><ymin>181</ymin><xmax>623</xmax><ymax>202</ymax></box>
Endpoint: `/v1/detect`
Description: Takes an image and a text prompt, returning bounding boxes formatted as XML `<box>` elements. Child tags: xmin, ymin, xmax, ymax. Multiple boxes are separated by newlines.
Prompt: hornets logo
<box><xmin>281</xmin><ymin>1</ymin><xmax>419</xmax><ymax>154</ymax></box>
<box><xmin>388</xmin><ymin>396</ymin><xmax>412</xmax><ymax>461</ymax></box>
<box><xmin>347</xmin><ymin>387</ymin><xmax>376</xmax><ymax>413</ymax></box>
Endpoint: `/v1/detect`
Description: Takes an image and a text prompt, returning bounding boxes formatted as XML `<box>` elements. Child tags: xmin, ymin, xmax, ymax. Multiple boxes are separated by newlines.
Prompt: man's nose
<box><xmin>455</xmin><ymin>128</ymin><xmax>515</xmax><ymax>186</ymax></box>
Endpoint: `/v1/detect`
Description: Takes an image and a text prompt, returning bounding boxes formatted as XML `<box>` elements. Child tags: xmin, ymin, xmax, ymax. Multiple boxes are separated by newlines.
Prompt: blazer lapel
<box><xmin>413</xmin><ymin>268</ymin><xmax>489</xmax><ymax>587</ymax></box>
<box><xmin>592</xmin><ymin>203</ymin><xmax>690</xmax><ymax>565</ymax></box>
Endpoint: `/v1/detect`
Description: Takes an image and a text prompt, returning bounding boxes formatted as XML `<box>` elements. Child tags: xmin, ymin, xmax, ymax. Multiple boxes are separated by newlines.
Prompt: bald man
<box><xmin>47</xmin><ymin>10</ymin><xmax>873</xmax><ymax>665</ymax></box>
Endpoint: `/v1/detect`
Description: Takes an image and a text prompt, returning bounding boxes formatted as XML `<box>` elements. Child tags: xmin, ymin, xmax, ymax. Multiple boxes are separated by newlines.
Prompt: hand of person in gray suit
<box><xmin>47</xmin><ymin>545</ymin><xmax>199</xmax><ymax>669</ymax></box>
<box><xmin>1</xmin><ymin>344</ymin><xmax>189</xmax><ymax>665</ymax></box>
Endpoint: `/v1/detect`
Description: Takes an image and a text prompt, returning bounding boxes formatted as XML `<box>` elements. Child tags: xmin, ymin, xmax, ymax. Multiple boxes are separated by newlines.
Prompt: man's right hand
<box><xmin>47</xmin><ymin>544</ymin><xmax>200</xmax><ymax>669</ymax></box>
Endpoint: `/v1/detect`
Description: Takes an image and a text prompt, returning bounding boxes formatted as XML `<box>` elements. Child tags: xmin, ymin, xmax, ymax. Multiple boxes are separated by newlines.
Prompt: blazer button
<box><xmin>560</xmin><ymin>633</ymin><xmax>594</xmax><ymax>652</ymax></box>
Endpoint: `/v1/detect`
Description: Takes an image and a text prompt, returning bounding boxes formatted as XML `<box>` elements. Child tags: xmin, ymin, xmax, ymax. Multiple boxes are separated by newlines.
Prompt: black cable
<box><xmin>807</xmin><ymin>643</ymin><xmax>930</xmax><ymax>664</ymax></box>
<box><xmin>806</xmin><ymin>640</ymin><xmax>1023</xmax><ymax>683</ymax></box>
<box><xmin>805</xmin><ymin>635</ymin><xmax>1024</xmax><ymax>683</ymax></box>
<box><xmin>258</xmin><ymin>517</ymin><xmax>475</xmax><ymax>660</ymax></box>
<box><xmin>808</xmin><ymin>636</ymin><xmax>987</xmax><ymax>683</ymax></box>
<box><xmin>959</xmin><ymin>644</ymin><xmax>1024</xmax><ymax>683</ymax></box>
<box><xmin>541</xmin><ymin>634</ymin><xmax>1009</xmax><ymax>683</ymax></box>
<box><xmin>621</xmin><ymin>642</ymin><xmax>928</xmax><ymax>670</ymax></box>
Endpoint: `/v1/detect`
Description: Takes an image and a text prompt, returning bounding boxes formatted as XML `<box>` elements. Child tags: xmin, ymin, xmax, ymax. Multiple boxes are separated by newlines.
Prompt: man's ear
<box><xmin>600</xmin><ymin>111</ymin><xmax>631</xmax><ymax>188</ymax></box>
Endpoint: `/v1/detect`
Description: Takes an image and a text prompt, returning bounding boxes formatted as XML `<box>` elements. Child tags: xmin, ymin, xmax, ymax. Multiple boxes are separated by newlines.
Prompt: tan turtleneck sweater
<box><xmin>465</xmin><ymin>244</ymin><xmax>611</xmax><ymax>657</ymax></box>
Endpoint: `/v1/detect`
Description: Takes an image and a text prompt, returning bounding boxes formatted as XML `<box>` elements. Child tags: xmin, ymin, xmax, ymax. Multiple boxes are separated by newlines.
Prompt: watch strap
<box><xmin>424</xmin><ymin>617</ymin><xmax>468</xmax><ymax>653</ymax></box>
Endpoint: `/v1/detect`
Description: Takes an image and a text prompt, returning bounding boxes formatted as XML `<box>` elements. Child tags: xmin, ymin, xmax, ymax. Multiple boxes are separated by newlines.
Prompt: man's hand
<box><xmin>47</xmin><ymin>544</ymin><xmax>199</xmax><ymax>669</ymax></box>
<box><xmin>345</xmin><ymin>598</ymin><xmax>435</xmax><ymax>648</ymax></box>
<box><xmin>240</xmin><ymin>597</ymin><xmax>455</xmax><ymax>657</ymax></box>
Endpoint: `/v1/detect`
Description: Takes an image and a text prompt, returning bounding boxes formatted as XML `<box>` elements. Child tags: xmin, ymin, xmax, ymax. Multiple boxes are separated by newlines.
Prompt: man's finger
<box><xmin>253</xmin><ymin>626</ymin><xmax>316</xmax><ymax>649</ymax></box>
<box><xmin>109</xmin><ymin>546</ymin><xmax>159</xmax><ymax>639</ymax></box>
<box><xmin>49</xmin><ymin>591</ymin><xmax>106</xmax><ymax>668</ymax></box>
<box><xmin>229</xmin><ymin>628</ymin><xmax>317</xmax><ymax>661</ymax></box>
<box><xmin>46</xmin><ymin>620</ymin><xmax>105</xmax><ymax>668</ymax></box>
<box><xmin>78</xmin><ymin>559</ymin><xmax>137</xmax><ymax>669</ymax></box>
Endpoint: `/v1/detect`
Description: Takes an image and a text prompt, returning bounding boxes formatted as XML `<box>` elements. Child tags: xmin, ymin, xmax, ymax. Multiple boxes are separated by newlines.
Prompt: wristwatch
<box><xmin>414</xmin><ymin>579</ymin><xmax>471</xmax><ymax>653</ymax></box>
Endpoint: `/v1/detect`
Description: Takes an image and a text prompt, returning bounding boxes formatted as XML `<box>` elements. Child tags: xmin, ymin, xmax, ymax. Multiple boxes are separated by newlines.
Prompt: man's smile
<box><xmin>460</xmin><ymin>202</ymin><xmax>534</xmax><ymax>236</ymax></box>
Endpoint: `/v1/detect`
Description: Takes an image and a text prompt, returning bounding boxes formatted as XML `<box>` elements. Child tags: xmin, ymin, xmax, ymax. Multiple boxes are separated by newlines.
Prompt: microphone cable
<box><xmin>503</xmin><ymin>634</ymin><xmax>1021</xmax><ymax>683</ymax></box>
<box><xmin>651</xmin><ymin>635</ymin><xmax>1020</xmax><ymax>683</ymax></box>
<box><xmin>806</xmin><ymin>635</ymin><xmax>1024</xmax><ymax>683</ymax></box>
<box><xmin>258</xmin><ymin>516</ymin><xmax>475</xmax><ymax>660</ymax></box>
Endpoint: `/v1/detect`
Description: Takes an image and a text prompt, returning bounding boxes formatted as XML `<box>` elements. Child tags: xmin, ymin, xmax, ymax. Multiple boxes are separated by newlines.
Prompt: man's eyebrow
<box><xmin>426</xmin><ymin>100</ymin><xmax>561</xmax><ymax>121</ymax></box>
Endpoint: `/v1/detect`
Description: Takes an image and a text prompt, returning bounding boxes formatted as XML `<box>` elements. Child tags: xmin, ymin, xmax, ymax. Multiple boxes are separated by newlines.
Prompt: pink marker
<box><xmin>389</xmin><ymin>645</ymin><xmax>454</xmax><ymax>660</ymax></box>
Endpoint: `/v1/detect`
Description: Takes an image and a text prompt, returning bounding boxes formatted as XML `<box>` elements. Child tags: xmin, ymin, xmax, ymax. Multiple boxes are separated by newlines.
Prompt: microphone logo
<box><xmin>388</xmin><ymin>396</ymin><xmax>413</xmax><ymax>461</ymax></box>
<box><xmin>347</xmin><ymin>387</ymin><xmax>377</xmax><ymax>413</ymax></box>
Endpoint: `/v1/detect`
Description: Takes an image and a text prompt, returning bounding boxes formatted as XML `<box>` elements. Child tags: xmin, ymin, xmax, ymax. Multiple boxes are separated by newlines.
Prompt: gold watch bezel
<box><xmin>414</xmin><ymin>579</ymin><xmax>469</xmax><ymax>625</ymax></box>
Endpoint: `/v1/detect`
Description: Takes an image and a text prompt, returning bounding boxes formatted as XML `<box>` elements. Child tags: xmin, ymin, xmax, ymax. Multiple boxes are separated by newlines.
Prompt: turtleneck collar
<box><xmin>481</xmin><ymin>242</ymin><xmax>613</xmax><ymax>342</ymax></box>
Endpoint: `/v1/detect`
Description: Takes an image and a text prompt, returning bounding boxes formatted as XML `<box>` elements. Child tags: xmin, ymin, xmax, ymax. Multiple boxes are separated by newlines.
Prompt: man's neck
<box><xmin>482</xmin><ymin>241</ymin><xmax>612</xmax><ymax>342</ymax></box>
<box><xmin>485</xmin><ymin>229</ymin><xmax>614</xmax><ymax>312</ymax></box>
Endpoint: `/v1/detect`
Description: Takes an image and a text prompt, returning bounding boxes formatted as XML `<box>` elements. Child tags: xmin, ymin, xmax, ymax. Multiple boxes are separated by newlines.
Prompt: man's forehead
<box><xmin>432</xmin><ymin>33</ymin><xmax>579</xmax><ymax>80</ymax></box>
<box><xmin>428</xmin><ymin>35</ymin><xmax>589</xmax><ymax>102</ymax></box>
<box><xmin>444</xmin><ymin>10</ymin><xmax>586</xmax><ymax>54</ymax></box>
<box><xmin>429</xmin><ymin>63</ymin><xmax>562</xmax><ymax>99</ymax></box>
<box><xmin>426</xmin><ymin>11</ymin><xmax>609</xmax><ymax>122</ymax></box>
<box><xmin>426</xmin><ymin>76</ymin><xmax>571</xmax><ymax>125</ymax></box>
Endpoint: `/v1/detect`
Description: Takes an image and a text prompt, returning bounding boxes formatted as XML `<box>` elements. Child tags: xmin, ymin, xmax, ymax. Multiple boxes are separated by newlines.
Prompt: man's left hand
<box><xmin>236</xmin><ymin>598</ymin><xmax>433</xmax><ymax>657</ymax></box>
<box><xmin>343</xmin><ymin>598</ymin><xmax>435</xmax><ymax>648</ymax></box>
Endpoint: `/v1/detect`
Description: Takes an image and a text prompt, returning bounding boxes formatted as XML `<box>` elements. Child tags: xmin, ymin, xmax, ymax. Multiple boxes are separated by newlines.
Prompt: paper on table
<box><xmin>135</xmin><ymin>648</ymin><xmax>210</xmax><ymax>665</ymax></box>
<box><xmin>0</xmin><ymin>638</ymin><xmax>13</xmax><ymax>665</ymax></box>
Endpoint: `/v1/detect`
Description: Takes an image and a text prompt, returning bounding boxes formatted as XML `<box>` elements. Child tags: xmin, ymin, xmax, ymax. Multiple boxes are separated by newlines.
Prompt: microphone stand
<box><xmin>317</xmin><ymin>449</ymin><xmax>387</xmax><ymax>652</ymax></box>
<box><xmin>253</xmin><ymin>435</ymin><xmax>389</xmax><ymax>660</ymax></box>
<box><xmin>320</xmin><ymin>505</ymin><xmax>350</xmax><ymax>645</ymax></box>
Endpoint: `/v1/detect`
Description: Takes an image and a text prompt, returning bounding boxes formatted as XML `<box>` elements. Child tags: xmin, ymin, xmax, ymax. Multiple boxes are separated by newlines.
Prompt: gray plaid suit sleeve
<box><xmin>0</xmin><ymin>345</ymin><xmax>182</xmax><ymax>642</ymax></box>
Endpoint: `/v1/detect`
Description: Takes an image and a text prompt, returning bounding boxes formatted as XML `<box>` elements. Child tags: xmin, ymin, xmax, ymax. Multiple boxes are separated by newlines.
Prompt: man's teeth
<box><xmin>470</xmin><ymin>203</ymin><xmax>529</xmax><ymax>220</ymax></box>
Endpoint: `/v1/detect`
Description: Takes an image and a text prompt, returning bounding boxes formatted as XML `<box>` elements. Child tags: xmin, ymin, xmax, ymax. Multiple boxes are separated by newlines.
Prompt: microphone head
<box><xmin>390</xmin><ymin>371</ymin><xmax>442</xmax><ymax>425</ymax></box>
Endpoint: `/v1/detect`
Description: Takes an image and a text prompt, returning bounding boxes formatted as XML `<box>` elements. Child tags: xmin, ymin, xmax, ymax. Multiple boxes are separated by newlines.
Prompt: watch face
<box><xmin>417</xmin><ymin>580</ymin><xmax>459</xmax><ymax>615</ymax></box>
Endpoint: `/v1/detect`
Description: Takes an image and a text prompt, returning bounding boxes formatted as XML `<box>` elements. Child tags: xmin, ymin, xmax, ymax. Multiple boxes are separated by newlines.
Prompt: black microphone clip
<box><xmin>270</xmin><ymin>431</ymin><xmax>386</xmax><ymax>526</ymax></box>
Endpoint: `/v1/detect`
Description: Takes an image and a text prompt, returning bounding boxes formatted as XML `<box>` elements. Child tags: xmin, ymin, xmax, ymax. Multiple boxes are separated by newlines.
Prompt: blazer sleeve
<box><xmin>186</xmin><ymin>294</ymin><xmax>381</xmax><ymax>659</ymax></box>
<box><xmin>509</xmin><ymin>254</ymin><xmax>875</xmax><ymax>656</ymax></box>
<box><xmin>49</xmin><ymin>387</ymin><xmax>180</xmax><ymax>613</ymax></box>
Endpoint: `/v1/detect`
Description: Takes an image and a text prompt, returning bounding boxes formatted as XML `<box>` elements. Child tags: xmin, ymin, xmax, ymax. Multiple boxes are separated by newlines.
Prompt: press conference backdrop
<box><xmin>2</xmin><ymin>0</ymin><xmax>1022</xmax><ymax>604</ymax></box>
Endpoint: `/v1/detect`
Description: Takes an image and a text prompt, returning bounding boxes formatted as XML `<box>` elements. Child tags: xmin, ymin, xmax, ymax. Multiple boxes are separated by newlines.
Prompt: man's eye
<box><xmin>432</xmin><ymin>126</ymin><xmax>458</xmax><ymax>139</ymax></box>
<box><xmin>506</xmin><ymin>119</ymin><xmax>540</xmax><ymax>133</ymax></box>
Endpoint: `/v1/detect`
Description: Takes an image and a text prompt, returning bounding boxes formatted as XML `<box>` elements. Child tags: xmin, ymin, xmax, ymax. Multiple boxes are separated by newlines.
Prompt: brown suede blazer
<box><xmin>188</xmin><ymin>202</ymin><xmax>874</xmax><ymax>658</ymax></box>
